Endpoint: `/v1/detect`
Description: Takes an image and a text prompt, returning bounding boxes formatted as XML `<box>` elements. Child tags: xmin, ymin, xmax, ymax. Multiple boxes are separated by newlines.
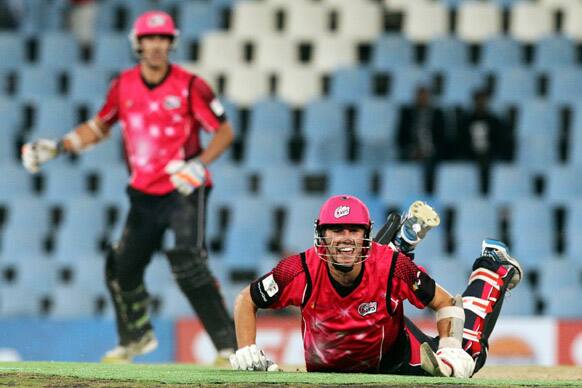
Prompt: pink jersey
<box><xmin>250</xmin><ymin>242</ymin><xmax>432</xmax><ymax>372</ymax></box>
<box><xmin>98</xmin><ymin>64</ymin><xmax>226</xmax><ymax>195</ymax></box>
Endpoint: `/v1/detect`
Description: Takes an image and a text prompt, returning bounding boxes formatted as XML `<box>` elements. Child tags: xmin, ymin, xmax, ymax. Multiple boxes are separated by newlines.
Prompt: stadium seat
<box><xmin>277</xmin><ymin>68</ymin><xmax>323</xmax><ymax>106</ymax></box>
<box><xmin>441</xmin><ymin>67</ymin><xmax>486</xmax><ymax>106</ymax></box>
<box><xmin>371</xmin><ymin>34</ymin><xmax>414</xmax><ymax>72</ymax></box>
<box><xmin>43</xmin><ymin>166</ymin><xmax>90</xmax><ymax>202</ymax></box>
<box><xmin>1</xmin><ymin>257</ymin><xmax>57</xmax><ymax>294</ymax></box>
<box><xmin>330</xmin><ymin>0</ymin><xmax>382</xmax><ymax>41</ymax></box>
<box><xmin>509</xmin><ymin>2</ymin><xmax>553</xmax><ymax>43</ymax></box>
<box><xmin>547</xmin><ymin>67</ymin><xmax>582</xmax><ymax>105</ymax></box>
<box><xmin>143</xmin><ymin>255</ymin><xmax>174</xmax><ymax>297</ymax></box>
<box><xmin>55</xmin><ymin>257</ymin><xmax>108</xmax><ymax>294</ymax></box>
<box><xmin>199</xmin><ymin>32</ymin><xmax>245</xmax><ymax>72</ymax></box>
<box><xmin>494</xmin><ymin>68</ymin><xmax>537</xmax><ymax>105</ymax></box>
<box><xmin>453</xmin><ymin>199</ymin><xmax>499</xmax><ymax>261</ymax></box>
<box><xmin>257</xmin><ymin>165</ymin><xmax>303</xmax><ymax>199</ymax></box>
<box><xmin>48</xmin><ymin>285</ymin><xmax>103</xmax><ymax>318</ymax></box>
<box><xmin>93</xmin><ymin>33</ymin><xmax>135</xmax><ymax>72</ymax></box>
<box><xmin>457</xmin><ymin>1</ymin><xmax>502</xmax><ymax>43</ymax></box>
<box><xmin>18</xmin><ymin>67</ymin><xmax>60</xmax><ymax>101</ymax></box>
<box><xmin>244</xmin><ymin>130</ymin><xmax>290</xmax><ymax>169</ymax></box>
<box><xmin>311</xmin><ymin>37</ymin><xmax>358</xmax><ymax>72</ymax></box>
<box><xmin>480</xmin><ymin>37</ymin><xmax>523</xmax><ymax>71</ymax></box>
<box><xmin>30</xmin><ymin>98</ymin><xmax>76</xmax><ymax>139</ymax></box>
<box><xmin>501</xmin><ymin>283</ymin><xmax>536</xmax><ymax>316</ymax></box>
<box><xmin>544</xmin><ymin>287</ymin><xmax>582</xmax><ymax>318</ymax></box>
<box><xmin>508</xmin><ymin>199</ymin><xmax>554</xmax><ymax>268</ymax></box>
<box><xmin>544</xmin><ymin>166</ymin><xmax>582</xmax><ymax>206</ymax></box>
<box><xmin>177</xmin><ymin>2</ymin><xmax>220</xmax><ymax>41</ymax></box>
<box><xmin>78</xmin><ymin>130</ymin><xmax>125</xmax><ymax>169</ymax></box>
<box><xmin>425</xmin><ymin>38</ymin><xmax>469</xmax><ymax>71</ymax></box>
<box><xmin>95</xmin><ymin>0</ymin><xmax>150</xmax><ymax>32</ymax></box>
<box><xmin>564</xmin><ymin>200</ymin><xmax>582</xmax><ymax>259</ymax></box>
<box><xmin>231</xmin><ymin>0</ymin><xmax>276</xmax><ymax>39</ymax></box>
<box><xmin>379</xmin><ymin>163</ymin><xmax>424</xmax><ymax>207</ymax></box>
<box><xmin>209</xmin><ymin>164</ymin><xmax>251</xmax><ymax>201</ymax></box>
<box><xmin>0</xmin><ymin>164</ymin><xmax>32</xmax><ymax>199</ymax></box>
<box><xmin>281</xmin><ymin>196</ymin><xmax>326</xmax><ymax>255</ymax></box>
<box><xmin>254</xmin><ymin>36</ymin><xmax>299</xmax><ymax>72</ymax></box>
<box><xmin>249</xmin><ymin>99</ymin><xmax>292</xmax><ymax>135</ymax></box>
<box><xmin>0</xmin><ymin>287</ymin><xmax>42</xmax><ymax>317</ymax></box>
<box><xmin>423</xmin><ymin>257</ymin><xmax>470</xmax><ymax>295</ymax></box>
<box><xmin>224</xmin><ymin>67</ymin><xmax>270</xmax><ymax>106</ymax></box>
<box><xmin>538</xmin><ymin>257</ymin><xmax>581</xmax><ymax>296</ymax></box>
<box><xmin>415</xmin><ymin>227</ymin><xmax>446</xmax><ymax>260</ymax></box>
<box><xmin>329</xmin><ymin>68</ymin><xmax>372</xmax><ymax>104</ymax></box>
<box><xmin>390</xmin><ymin>67</ymin><xmax>433</xmax><ymax>104</ymax></box>
<box><xmin>489</xmin><ymin>163</ymin><xmax>533</xmax><ymax>205</ymax></box>
<box><xmin>0</xmin><ymin>34</ymin><xmax>25</xmax><ymax>70</ymax></box>
<box><xmin>158</xmin><ymin>284</ymin><xmax>192</xmax><ymax>319</ymax></box>
<box><xmin>562</xmin><ymin>3</ymin><xmax>582</xmax><ymax>42</ymax></box>
<box><xmin>533</xmin><ymin>36</ymin><xmax>576</xmax><ymax>72</ymax></box>
<box><xmin>515</xmin><ymin>100</ymin><xmax>559</xmax><ymax>169</ymax></box>
<box><xmin>434</xmin><ymin>163</ymin><xmax>481</xmax><ymax>204</ymax></box>
<box><xmin>1</xmin><ymin>198</ymin><xmax>50</xmax><ymax>258</ymax></box>
<box><xmin>327</xmin><ymin>164</ymin><xmax>374</xmax><ymax>199</ymax></box>
<box><xmin>355</xmin><ymin>98</ymin><xmax>397</xmax><ymax>164</ymax></box>
<box><xmin>403</xmin><ymin>2</ymin><xmax>449</xmax><ymax>43</ymax></box>
<box><xmin>69</xmin><ymin>66</ymin><xmax>110</xmax><ymax>104</ymax></box>
<box><xmin>279</xmin><ymin>0</ymin><xmax>328</xmax><ymax>39</ymax></box>
<box><xmin>38</xmin><ymin>32</ymin><xmax>80</xmax><ymax>70</ymax></box>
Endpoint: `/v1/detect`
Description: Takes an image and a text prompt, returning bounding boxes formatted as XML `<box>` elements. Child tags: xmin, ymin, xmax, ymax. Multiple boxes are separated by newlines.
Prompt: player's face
<box><xmin>139</xmin><ymin>35</ymin><xmax>172</xmax><ymax>68</ymax></box>
<box><xmin>323</xmin><ymin>225</ymin><xmax>366</xmax><ymax>267</ymax></box>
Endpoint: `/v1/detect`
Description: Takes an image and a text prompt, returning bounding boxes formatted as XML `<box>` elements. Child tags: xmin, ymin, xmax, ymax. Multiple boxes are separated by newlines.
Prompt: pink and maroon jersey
<box><xmin>250</xmin><ymin>242</ymin><xmax>435</xmax><ymax>372</ymax></box>
<box><xmin>97</xmin><ymin>64</ymin><xmax>226</xmax><ymax>195</ymax></box>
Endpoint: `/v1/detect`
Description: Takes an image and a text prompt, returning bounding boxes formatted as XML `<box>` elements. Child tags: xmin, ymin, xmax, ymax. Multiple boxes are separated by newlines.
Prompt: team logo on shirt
<box><xmin>358</xmin><ymin>301</ymin><xmax>377</xmax><ymax>317</ymax></box>
<box><xmin>334</xmin><ymin>206</ymin><xmax>350</xmax><ymax>219</ymax></box>
<box><xmin>164</xmin><ymin>95</ymin><xmax>181</xmax><ymax>110</ymax></box>
<box><xmin>261</xmin><ymin>274</ymin><xmax>279</xmax><ymax>297</ymax></box>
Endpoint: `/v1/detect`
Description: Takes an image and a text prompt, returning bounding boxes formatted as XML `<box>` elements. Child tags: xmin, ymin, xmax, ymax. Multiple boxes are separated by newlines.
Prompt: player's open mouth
<box><xmin>336</xmin><ymin>246</ymin><xmax>355</xmax><ymax>254</ymax></box>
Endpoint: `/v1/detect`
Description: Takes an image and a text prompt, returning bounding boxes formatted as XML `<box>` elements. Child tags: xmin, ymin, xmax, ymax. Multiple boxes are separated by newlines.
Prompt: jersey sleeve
<box><xmin>250</xmin><ymin>254</ymin><xmax>307</xmax><ymax>310</ymax></box>
<box><xmin>189</xmin><ymin>76</ymin><xmax>227</xmax><ymax>133</ymax></box>
<box><xmin>97</xmin><ymin>77</ymin><xmax>120</xmax><ymax>126</ymax></box>
<box><xmin>392</xmin><ymin>252</ymin><xmax>436</xmax><ymax>309</ymax></box>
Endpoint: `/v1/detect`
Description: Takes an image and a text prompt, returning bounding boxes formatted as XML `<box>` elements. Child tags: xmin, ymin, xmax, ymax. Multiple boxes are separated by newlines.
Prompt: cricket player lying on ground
<box><xmin>230</xmin><ymin>195</ymin><xmax>523</xmax><ymax>377</ymax></box>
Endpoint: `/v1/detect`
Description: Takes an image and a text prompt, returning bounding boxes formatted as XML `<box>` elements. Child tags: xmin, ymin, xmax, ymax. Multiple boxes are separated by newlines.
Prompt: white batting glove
<box><xmin>21</xmin><ymin>139</ymin><xmax>61</xmax><ymax>173</ymax></box>
<box><xmin>165</xmin><ymin>158</ymin><xmax>208</xmax><ymax>196</ymax></box>
<box><xmin>229</xmin><ymin>344</ymin><xmax>281</xmax><ymax>372</ymax></box>
<box><xmin>420</xmin><ymin>342</ymin><xmax>475</xmax><ymax>378</ymax></box>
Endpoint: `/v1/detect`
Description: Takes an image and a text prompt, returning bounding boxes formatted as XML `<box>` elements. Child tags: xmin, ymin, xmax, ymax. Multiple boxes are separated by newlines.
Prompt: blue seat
<box><xmin>209</xmin><ymin>164</ymin><xmax>250</xmax><ymax>201</ymax></box>
<box><xmin>391</xmin><ymin>67</ymin><xmax>432</xmax><ymax>104</ymax></box>
<box><xmin>97</xmin><ymin>164</ymin><xmax>129</xmax><ymax>203</ymax></box>
<box><xmin>69</xmin><ymin>66</ymin><xmax>110</xmax><ymax>104</ymax></box>
<box><xmin>93</xmin><ymin>33</ymin><xmax>135</xmax><ymax>72</ymax></box>
<box><xmin>144</xmin><ymin>254</ymin><xmax>175</xmax><ymax>295</ymax></box>
<box><xmin>158</xmin><ymin>285</ymin><xmax>193</xmax><ymax>319</ymax></box>
<box><xmin>545</xmin><ymin>166</ymin><xmax>582</xmax><ymax>206</ymax></box>
<box><xmin>249</xmin><ymin>99</ymin><xmax>292</xmax><ymax>135</ymax></box>
<box><xmin>327</xmin><ymin>164</ymin><xmax>374</xmax><ymax>199</ymax></box>
<box><xmin>489</xmin><ymin>163</ymin><xmax>532</xmax><ymax>205</ymax></box>
<box><xmin>533</xmin><ymin>36</ymin><xmax>576</xmax><ymax>71</ymax></box>
<box><xmin>0</xmin><ymin>98</ymin><xmax>22</xmax><ymax>164</ymax></box>
<box><xmin>18</xmin><ymin>67</ymin><xmax>60</xmax><ymax>101</ymax></box>
<box><xmin>501</xmin><ymin>283</ymin><xmax>535</xmax><ymax>315</ymax></box>
<box><xmin>223</xmin><ymin>197</ymin><xmax>273</xmax><ymax>271</ymax></box>
<box><xmin>178</xmin><ymin>2</ymin><xmax>220</xmax><ymax>41</ymax></box>
<box><xmin>302</xmin><ymin>99</ymin><xmax>347</xmax><ymax>167</ymax></box>
<box><xmin>424</xmin><ymin>257</ymin><xmax>471</xmax><ymax>295</ymax></box>
<box><xmin>282</xmin><ymin>196</ymin><xmax>325</xmax><ymax>254</ymax></box>
<box><xmin>55</xmin><ymin>257</ymin><xmax>108</xmax><ymax>293</ymax></box>
<box><xmin>538</xmin><ymin>258</ymin><xmax>580</xmax><ymax>296</ymax></box>
<box><xmin>244</xmin><ymin>130</ymin><xmax>290</xmax><ymax>168</ymax></box>
<box><xmin>0</xmin><ymin>34</ymin><xmax>25</xmax><ymax>70</ymax></box>
<box><xmin>48</xmin><ymin>285</ymin><xmax>102</xmax><ymax>318</ymax></box>
<box><xmin>43</xmin><ymin>166</ymin><xmax>89</xmax><ymax>202</ymax></box>
<box><xmin>78</xmin><ymin>130</ymin><xmax>125</xmax><ymax>169</ymax></box>
<box><xmin>544</xmin><ymin>287</ymin><xmax>582</xmax><ymax>318</ymax></box>
<box><xmin>516</xmin><ymin>101</ymin><xmax>559</xmax><ymax>169</ymax></box>
<box><xmin>355</xmin><ymin>98</ymin><xmax>397</xmax><ymax>164</ymax></box>
<box><xmin>509</xmin><ymin>199</ymin><xmax>553</xmax><ymax>268</ymax></box>
<box><xmin>441</xmin><ymin>68</ymin><xmax>486</xmax><ymax>106</ymax></box>
<box><xmin>96</xmin><ymin>0</ymin><xmax>150</xmax><ymax>32</ymax></box>
<box><xmin>480</xmin><ymin>37</ymin><xmax>522</xmax><ymax>71</ymax></box>
<box><xmin>435</xmin><ymin>163</ymin><xmax>481</xmax><ymax>204</ymax></box>
<box><xmin>329</xmin><ymin>68</ymin><xmax>372</xmax><ymax>104</ymax></box>
<box><xmin>564</xmin><ymin>200</ymin><xmax>582</xmax><ymax>259</ymax></box>
<box><xmin>0</xmin><ymin>287</ymin><xmax>42</xmax><ymax>317</ymax></box>
<box><xmin>379</xmin><ymin>163</ymin><xmax>424</xmax><ymax>207</ymax></box>
<box><xmin>1</xmin><ymin>258</ymin><xmax>57</xmax><ymax>294</ymax></box>
<box><xmin>426</xmin><ymin>38</ymin><xmax>469</xmax><ymax>70</ymax></box>
<box><xmin>547</xmin><ymin>67</ymin><xmax>582</xmax><ymax>105</ymax></box>
<box><xmin>494</xmin><ymin>68</ymin><xmax>537</xmax><ymax>105</ymax></box>
<box><xmin>0</xmin><ymin>164</ymin><xmax>32</xmax><ymax>199</ymax></box>
<box><xmin>1</xmin><ymin>198</ymin><xmax>50</xmax><ymax>258</ymax></box>
<box><xmin>415</xmin><ymin>227</ymin><xmax>446</xmax><ymax>259</ymax></box>
<box><xmin>258</xmin><ymin>165</ymin><xmax>303</xmax><ymax>199</ymax></box>
<box><xmin>569</xmin><ymin>101</ymin><xmax>582</xmax><ymax>166</ymax></box>
<box><xmin>38</xmin><ymin>32</ymin><xmax>80</xmax><ymax>70</ymax></box>
<box><xmin>454</xmin><ymin>199</ymin><xmax>499</xmax><ymax>261</ymax></box>
<box><xmin>30</xmin><ymin>98</ymin><xmax>76</xmax><ymax>139</ymax></box>
<box><xmin>371</xmin><ymin>34</ymin><xmax>414</xmax><ymax>71</ymax></box>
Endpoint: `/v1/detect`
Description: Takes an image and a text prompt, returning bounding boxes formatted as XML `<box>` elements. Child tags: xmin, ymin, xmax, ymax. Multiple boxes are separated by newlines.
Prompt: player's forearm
<box><xmin>61</xmin><ymin>117</ymin><xmax>110</xmax><ymax>153</ymax></box>
<box><xmin>233</xmin><ymin>286</ymin><xmax>259</xmax><ymax>348</ymax></box>
<box><xmin>430</xmin><ymin>285</ymin><xmax>457</xmax><ymax>341</ymax></box>
<box><xmin>197</xmin><ymin>122</ymin><xmax>234</xmax><ymax>165</ymax></box>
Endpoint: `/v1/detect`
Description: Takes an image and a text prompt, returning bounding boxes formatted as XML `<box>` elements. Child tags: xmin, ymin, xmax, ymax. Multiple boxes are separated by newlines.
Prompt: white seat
<box><xmin>311</xmin><ymin>37</ymin><xmax>357</xmax><ymax>72</ymax></box>
<box><xmin>457</xmin><ymin>1</ymin><xmax>502</xmax><ymax>43</ymax></box>
<box><xmin>325</xmin><ymin>0</ymin><xmax>383</xmax><ymax>40</ymax></box>
<box><xmin>403</xmin><ymin>2</ymin><xmax>449</xmax><ymax>43</ymax></box>
<box><xmin>277</xmin><ymin>67</ymin><xmax>323</xmax><ymax>106</ymax></box>
<box><xmin>562</xmin><ymin>3</ymin><xmax>582</xmax><ymax>42</ymax></box>
<box><xmin>254</xmin><ymin>36</ymin><xmax>299</xmax><ymax>72</ymax></box>
<box><xmin>383</xmin><ymin>0</ymin><xmax>431</xmax><ymax>12</ymax></box>
<box><xmin>231</xmin><ymin>0</ymin><xmax>276</xmax><ymax>39</ymax></box>
<box><xmin>278</xmin><ymin>0</ymin><xmax>329</xmax><ymax>39</ymax></box>
<box><xmin>509</xmin><ymin>2</ymin><xmax>553</xmax><ymax>43</ymax></box>
<box><xmin>199</xmin><ymin>31</ymin><xmax>245</xmax><ymax>72</ymax></box>
<box><xmin>539</xmin><ymin>0</ymin><xmax>582</xmax><ymax>12</ymax></box>
<box><xmin>179</xmin><ymin>63</ymin><xmax>221</xmax><ymax>92</ymax></box>
<box><xmin>224</xmin><ymin>67</ymin><xmax>270</xmax><ymax>106</ymax></box>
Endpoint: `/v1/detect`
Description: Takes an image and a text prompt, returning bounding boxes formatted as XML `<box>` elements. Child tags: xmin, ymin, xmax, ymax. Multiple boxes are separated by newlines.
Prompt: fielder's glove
<box><xmin>165</xmin><ymin>158</ymin><xmax>208</xmax><ymax>196</ymax></box>
<box><xmin>420</xmin><ymin>342</ymin><xmax>475</xmax><ymax>378</ymax></box>
<box><xmin>229</xmin><ymin>344</ymin><xmax>281</xmax><ymax>372</ymax></box>
<box><xmin>21</xmin><ymin>139</ymin><xmax>61</xmax><ymax>173</ymax></box>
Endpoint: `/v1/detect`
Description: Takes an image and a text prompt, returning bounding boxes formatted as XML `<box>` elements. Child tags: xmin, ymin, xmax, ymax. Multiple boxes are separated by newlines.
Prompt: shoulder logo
<box><xmin>164</xmin><ymin>95</ymin><xmax>181</xmax><ymax>110</ymax></box>
<box><xmin>358</xmin><ymin>301</ymin><xmax>377</xmax><ymax>317</ymax></box>
<box><xmin>334</xmin><ymin>205</ymin><xmax>350</xmax><ymax>219</ymax></box>
<box><xmin>261</xmin><ymin>274</ymin><xmax>279</xmax><ymax>298</ymax></box>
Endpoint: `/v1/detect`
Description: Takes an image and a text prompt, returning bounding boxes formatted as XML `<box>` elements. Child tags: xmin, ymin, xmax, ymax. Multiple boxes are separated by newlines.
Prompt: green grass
<box><xmin>0</xmin><ymin>362</ymin><xmax>579</xmax><ymax>387</ymax></box>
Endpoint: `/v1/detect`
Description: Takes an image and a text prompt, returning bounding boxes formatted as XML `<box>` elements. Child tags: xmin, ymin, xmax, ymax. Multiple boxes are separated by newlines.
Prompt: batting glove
<box><xmin>229</xmin><ymin>344</ymin><xmax>281</xmax><ymax>372</ymax></box>
<box><xmin>21</xmin><ymin>139</ymin><xmax>61</xmax><ymax>173</ymax></box>
<box><xmin>420</xmin><ymin>342</ymin><xmax>475</xmax><ymax>378</ymax></box>
<box><xmin>165</xmin><ymin>158</ymin><xmax>208</xmax><ymax>196</ymax></box>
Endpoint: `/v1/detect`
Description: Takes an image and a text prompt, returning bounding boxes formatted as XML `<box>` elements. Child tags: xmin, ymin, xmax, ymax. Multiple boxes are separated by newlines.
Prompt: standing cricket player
<box><xmin>21</xmin><ymin>10</ymin><xmax>237</xmax><ymax>364</ymax></box>
<box><xmin>230</xmin><ymin>195</ymin><xmax>522</xmax><ymax>377</ymax></box>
